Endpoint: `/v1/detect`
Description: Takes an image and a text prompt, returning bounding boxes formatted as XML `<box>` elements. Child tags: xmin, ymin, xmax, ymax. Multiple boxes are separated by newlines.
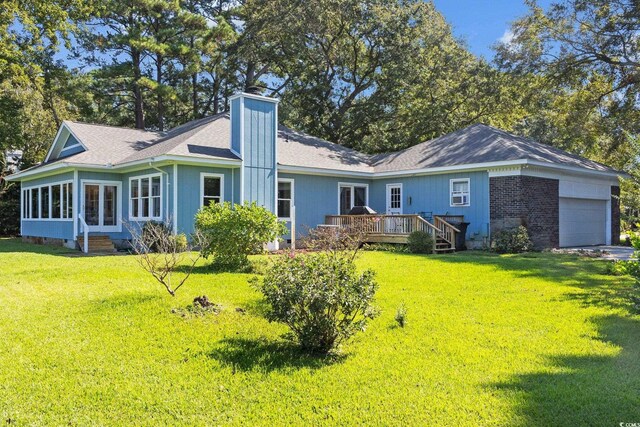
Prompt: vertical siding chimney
<box><xmin>229</xmin><ymin>92</ymin><xmax>279</xmax><ymax>214</ymax></box>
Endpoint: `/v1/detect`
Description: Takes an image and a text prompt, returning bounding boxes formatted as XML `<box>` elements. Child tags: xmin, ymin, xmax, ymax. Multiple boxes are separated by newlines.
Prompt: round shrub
<box><xmin>253</xmin><ymin>252</ymin><xmax>379</xmax><ymax>354</ymax></box>
<box><xmin>195</xmin><ymin>201</ymin><xmax>287</xmax><ymax>271</ymax></box>
<box><xmin>493</xmin><ymin>226</ymin><xmax>533</xmax><ymax>254</ymax></box>
<box><xmin>407</xmin><ymin>230</ymin><xmax>434</xmax><ymax>254</ymax></box>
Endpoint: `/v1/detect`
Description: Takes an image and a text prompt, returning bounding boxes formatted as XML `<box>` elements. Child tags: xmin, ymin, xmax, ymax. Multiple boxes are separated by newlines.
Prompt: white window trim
<box><xmin>128</xmin><ymin>173</ymin><xmax>163</xmax><ymax>221</ymax></box>
<box><xmin>199</xmin><ymin>172</ymin><xmax>225</xmax><ymax>208</ymax></box>
<box><xmin>81</xmin><ymin>179</ymin><xmax>123</xmax><ymax>232</ymax></box>
<box><xmin>386</xmin><ymin>183</ymin><xmax>403</xmax><ymax>214</ymax></box>
<box><xmin>21</xmin><ymin>180</ymin><xmax>74</xmax><ymax>222</ymax></box>
<box><xmin>277</xmin><ymin>178</ymin><xmax>295</xmax><ymax>221</ymax></box>
<box><xmin>337</xmin><ymin>182</ymin><xmax>369</xmax><ymax>214</ymax></box>
<box><xmin>450</xmin><ymin>178</ymin><xmax>470</xmax><ymax>207</ymax></box>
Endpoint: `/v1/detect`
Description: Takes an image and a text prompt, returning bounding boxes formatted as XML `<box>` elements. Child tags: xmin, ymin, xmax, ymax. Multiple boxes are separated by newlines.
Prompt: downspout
<box><xmin>148</xmin><ymin>161</ymin><xmax>171</xmax><ymax>231</ymax></box>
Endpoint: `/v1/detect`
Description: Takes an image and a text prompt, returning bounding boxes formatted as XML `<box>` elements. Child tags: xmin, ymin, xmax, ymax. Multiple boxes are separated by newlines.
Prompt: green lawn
<box><xmin>0</xmin><ymin>238</ymin><xmax>638</xmax><ymax>426</ymax></box>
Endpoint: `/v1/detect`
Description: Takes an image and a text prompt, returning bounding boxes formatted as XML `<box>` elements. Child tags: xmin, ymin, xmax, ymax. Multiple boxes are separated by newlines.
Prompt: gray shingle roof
<box><xmin>277</xmin><ymin>126</ymin><xmax>373</xmax><ymax>173</ymax></box>
<box><xmin>371</xmin><ymin>124</ymin><xmax>618</xmax><ymax>173</ymax></box>
<box><xmin>20</xmin><ymin>117</ymin><xmax>619</xmax><ymax>177</ymax></box>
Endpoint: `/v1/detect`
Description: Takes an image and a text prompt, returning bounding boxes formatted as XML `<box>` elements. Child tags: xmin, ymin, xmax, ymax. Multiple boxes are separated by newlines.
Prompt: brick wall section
<box><xmin>490</xmin><ymin>176</ymin><xmax>559</xmax><ymax>249</ymax></box>
<box><xmin>611</xmin><ymin>185</ymin><xmax>620</xmax><ymax>245</ymax></box>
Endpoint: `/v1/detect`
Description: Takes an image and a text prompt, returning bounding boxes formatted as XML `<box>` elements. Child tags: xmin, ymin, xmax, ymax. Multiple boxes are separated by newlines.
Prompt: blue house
<box><xmin>7</xmin><ymin>92</ymin><xmax>623</xmax><ymax>252</ymax></box>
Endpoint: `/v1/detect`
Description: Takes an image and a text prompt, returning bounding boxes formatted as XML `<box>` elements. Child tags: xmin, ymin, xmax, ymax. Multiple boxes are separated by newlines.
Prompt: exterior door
<box><xmin>386</xmin><ymin>184</ymin><xmax>402</xmax><ymax>214</ymax></box>
<box><xmin>82</xmin><ymin>181</ymin><xmax>121</xmax><ymax>232</ymax></box>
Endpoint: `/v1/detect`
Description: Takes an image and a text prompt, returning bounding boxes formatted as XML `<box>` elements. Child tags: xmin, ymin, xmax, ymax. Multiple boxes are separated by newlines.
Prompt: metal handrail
<box><xmin>78</xmin><ymin>214</ymin><xmax>89</xmax><ymax>253</ymax></box>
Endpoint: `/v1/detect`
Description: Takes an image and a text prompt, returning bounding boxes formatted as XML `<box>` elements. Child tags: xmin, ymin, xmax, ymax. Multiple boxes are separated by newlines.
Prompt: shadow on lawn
<box><xmin>207</xmin><ymin>337</ymin><xmax>346</xmax><ymax>372</ymax></box>
<box><xmin>435</xmin><ymin>251</ymin><xmax>636</xmax><ymax>312</ymax></box>
<box><xmin>90</xmin><ymin>293</ymin><xmax>162</xmax><ymax>312</ymax></box>
<box><xmin>488</xmin><ymin>314</ymin><xmax>640</xmax><ymax>426</ymax></box>
<box><xmin>429</xmin><ymin>251</ymin><xmax>640</xmax><ymax>424</ymax></box>
<box><xmin>0</xmin><ymin>238</ymin><xmax>78</xmax><ymax>256</ymax></box>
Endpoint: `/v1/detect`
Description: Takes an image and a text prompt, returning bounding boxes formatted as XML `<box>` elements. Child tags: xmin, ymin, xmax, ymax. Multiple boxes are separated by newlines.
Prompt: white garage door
<box><xmin>559</xmin><ymin>198</ymin><xmax>607</xmax><ymax>247</ymax></box>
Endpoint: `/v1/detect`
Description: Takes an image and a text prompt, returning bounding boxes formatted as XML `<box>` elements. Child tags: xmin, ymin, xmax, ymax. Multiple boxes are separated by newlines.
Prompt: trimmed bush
<box><xmin>493</xmin><ymin>226</ymin><xmax>533</xmax><ymax>254</ymax></box>
<box><xmin>253</xmin><ymin>252</ymin><xmax>379</xmax><ymax>354</ymax></box>
<box><xmin>407</xmin><ymin>230</ymin><xmax>434</xmax><ymax>254</ymax></box>
<box><xmin>195</xmin><ymin>201</ymin><xmax>286</xmax><ymax>271</ymax></box>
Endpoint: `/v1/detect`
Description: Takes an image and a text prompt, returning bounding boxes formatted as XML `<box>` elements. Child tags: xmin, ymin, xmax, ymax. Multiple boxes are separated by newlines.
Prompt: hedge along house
<box><xmin>7</xmin><ymin>92</ymin><xmax>623</xmax><ymax>252</ymax></box>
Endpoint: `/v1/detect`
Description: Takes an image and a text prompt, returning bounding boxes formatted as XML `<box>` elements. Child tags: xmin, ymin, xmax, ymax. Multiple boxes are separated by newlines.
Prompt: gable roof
<box><xmin>371</xmin><ymin>124</ymin><xmax>618</xmax><ymax>174</ymax></box>
<box><xmin>11</xmin><ymin>116</ymin><xmax>621</xmax><ymax>180</ymax></box>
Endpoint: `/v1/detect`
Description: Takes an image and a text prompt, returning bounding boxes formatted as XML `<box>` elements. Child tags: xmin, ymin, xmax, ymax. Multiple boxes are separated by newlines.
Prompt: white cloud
<box><xmin>499</xmin><ymin>29</ymin><xmax>515</xmax><ymax>45</ymax></box>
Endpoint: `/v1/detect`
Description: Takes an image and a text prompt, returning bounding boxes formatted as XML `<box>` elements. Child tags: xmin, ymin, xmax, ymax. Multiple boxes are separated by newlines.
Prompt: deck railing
<box><xmin>324</xmin><ymin>214</ymin><xmax>459</xmax><ymax>247</ymax></box>
<box><xmin>433</xmin><ymin>216</ymin><xmax>460</xmax><ymax>246</ymax></box>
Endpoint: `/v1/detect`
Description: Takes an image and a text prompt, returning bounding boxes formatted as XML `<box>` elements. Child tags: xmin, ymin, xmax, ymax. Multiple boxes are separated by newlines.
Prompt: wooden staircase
<box><xmin>435</xmin><ymin>236</ymin><xmax>455</xmax><ymax>253</ymax></box>
<box><xmin>77</xmin><ymin>235</ymin><xmax>116</xmax><ymax>253</ymax></box>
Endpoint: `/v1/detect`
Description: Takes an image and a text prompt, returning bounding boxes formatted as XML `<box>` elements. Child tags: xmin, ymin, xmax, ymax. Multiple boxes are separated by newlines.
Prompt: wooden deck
<box><xmin>324</xmin><ymin>214</ymin><xmax>461</xmax><ymax>252</ymax></box>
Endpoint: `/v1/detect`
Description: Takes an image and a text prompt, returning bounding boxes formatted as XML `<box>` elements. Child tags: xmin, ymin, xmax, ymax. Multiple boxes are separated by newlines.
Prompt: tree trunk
<box><xmin>192</xmin><ymin>72</ymin><xmax>198</xmax><ymax>119</ymax></box>
<box><xmin>156</xmin><ymin>54</ymin><xmax>164</xmax><ymax>131</ymax></box>
<box><xmin>132</xmin><ymin>48</ymin><xmax>145</xmax><ymax>129</ymax></box>
<box><xmin>245</xmin><ymin>62</ymin><xmax>256</xmax><ymax>90</ymax></box>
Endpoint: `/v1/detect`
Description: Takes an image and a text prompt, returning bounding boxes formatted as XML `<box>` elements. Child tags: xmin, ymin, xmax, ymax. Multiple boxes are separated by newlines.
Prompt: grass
<box><xmin>0</xmin><ymin>238</ymin><xmax>639</xmax><ymax>426</ymax></box>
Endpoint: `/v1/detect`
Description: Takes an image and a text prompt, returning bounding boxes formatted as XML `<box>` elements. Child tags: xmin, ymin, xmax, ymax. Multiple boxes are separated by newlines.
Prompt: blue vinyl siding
<box><xmin>21</xmin><ymin>172</ymin><xmax>75</xmax><ymax>240</ymax></box>
<box><xmin>230</xmin><ymin>98</ymin><xmax>241</xmax><ymax>155</ymax></box>
<box><xmin>369</xmin><ymin>171</ymin><xmax>490</xmax><ymax>239</ymax></box>
<box><xmin>176</xmin><ymin>165</ymin><xmax>239</xmax><ymax>235</ymax></box>
<box><xmin>242</xmin><ymin>98</ymin><xmax>276</xmax><ymax>212</ymax></box>
<box><xmin>278</xmin><ymin>173</ymin><xmax>372</xmax><ymax>239</ymax></box>
<box><xmin>279</xmin><ymin>171</ymin><xmax>489</xmax><ymax>241</ymax></box>
<box><xmin>77</xmin><ymin>167</ymin><xmax>175</xmax><ymax>240</ymax></box>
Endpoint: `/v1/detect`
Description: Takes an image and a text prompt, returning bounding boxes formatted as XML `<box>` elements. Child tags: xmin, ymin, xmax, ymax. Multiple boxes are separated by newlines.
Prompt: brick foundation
<box><xmin>490</xmin><ymin>176</ymin><xmax>559</xmax><ymax>249</ymax></box>
<box><xmin>611</xmin><ymin>185</ymin><xmax>620</xmax><ymax>245</ymax></box>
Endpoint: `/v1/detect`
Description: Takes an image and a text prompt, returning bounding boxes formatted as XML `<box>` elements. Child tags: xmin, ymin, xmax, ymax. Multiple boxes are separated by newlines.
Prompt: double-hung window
<box><xmin>450</xmin><ymin>178</ymin><xmax>470</xmax><ymax>207</ymax></box>
<box><xmin>130</xmin><ymin>174</ymin><xmax>162</xmax><ymax>220</ymax></box>
<box><xmin>200</xmin><ymin>173</ymin><xmax>223</xmax><ymax>207</ymax></box>
<box><xmin>339</xmin><ymin>183</ymin><xmax>368</xmax><ymax>214</ymax></box>
<box><xmin>277</xmin><ymin>179</ymin><xmax>294</xmax><ymax>220</ymax></box>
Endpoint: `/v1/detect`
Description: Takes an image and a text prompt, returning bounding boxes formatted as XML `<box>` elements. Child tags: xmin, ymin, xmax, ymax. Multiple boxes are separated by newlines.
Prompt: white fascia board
<box><xmin>6</xmin><ymin>163</ymin><xmax>74</xmax><ymax>181</ymax></box>
<box><xmin>372</xmin><ymin>160</ymin><xmax>530</xmax><ymax>179</ymax></box>
<box><xmin>229</xmin><ymin>92</ymin><xmax>280</xmax><ymax>104</ymax></box>
<box><xmin>524</xmin><ymin>159</ymin><xmax>625</xmax><ymax>180</ymax></box>
<box><xmin>116</xmin><ymin>155</ymin><xmax>241</xmax><ymax>170</ymax></box>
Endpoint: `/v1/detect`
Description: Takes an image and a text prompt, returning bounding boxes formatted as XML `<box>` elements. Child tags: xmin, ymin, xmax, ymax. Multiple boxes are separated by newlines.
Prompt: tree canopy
<box><xmin>1</xmin><ymin>0</ymin><xmax>639</xmax><ymax>224</ymax></box>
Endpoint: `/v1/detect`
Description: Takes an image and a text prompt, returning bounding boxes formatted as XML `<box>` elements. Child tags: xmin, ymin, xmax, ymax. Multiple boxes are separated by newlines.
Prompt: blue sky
<box><xmin>431</xmin><ymin>0</ymin><xmax>552</xmax><ymax>58</ymax></box>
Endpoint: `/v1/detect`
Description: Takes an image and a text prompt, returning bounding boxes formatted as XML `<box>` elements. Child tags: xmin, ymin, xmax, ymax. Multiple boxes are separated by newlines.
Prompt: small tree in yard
<box><xmin>127</xmin><ymin>220</ymin><xmax>207</xmax><ymax>297</ymax></box>
<box><xmin>254</xmin><ymin>224</ymin><xmax>379</xmax><ymax>354</ymax></box>
<box><xmin>253</xmin><ymin>252</ymin><xmax>379</xmax><ymax>354</ymax></box>
<box><xmin>195</xmin><ymin>201</ymin><xmax>286</xmax><ymax>271</ymax></box>
<box><xmin>303</xmin><ymin>222</ymin><xmax>370</xmax><ymax>260</ymax></box>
